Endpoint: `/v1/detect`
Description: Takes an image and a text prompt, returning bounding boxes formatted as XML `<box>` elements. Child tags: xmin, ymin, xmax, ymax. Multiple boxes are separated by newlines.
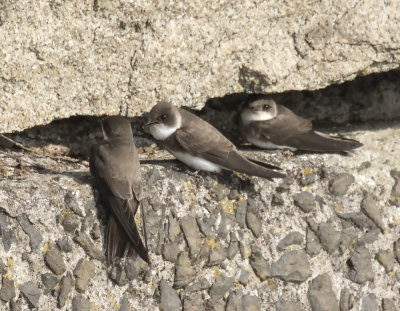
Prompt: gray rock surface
<box><xmin>317</xmin><ymin>222</ymin><xmax>341</xmax><ymax>254</ymax></box>
<box><xmin>16</xmin><ymin>215</ymin><xmax>43</xmax><ymax>252</ymax></box>
<box><xmin>382</xmin><ymin>298</ymin><xmax>397</xmax><ymax>311</ymax></box>
<box><xmin>293</xmin><ymin>192</ymin><xmax>316</xmax><ymax>213</ymax></box>
<box><xmin>276</xmin><ymin>301</ymin><xmax>303</xmax><ymax>311</ymax></box>
<box><xmin>174</xmin><ymin>252</ymin><xmax>195</xmax><ymax>289</ymax></box>
<box><xmin>209</xmin><ymin>274</ymin><xmax>235</xmax><ymax>299</ymax></box>
<box><xmin>19</xmin><ymin>281</ymin><xmax>41</xmax><ymax>308</ymax></box>
<box><xmin>2</xmin><ymin>1</ymin><xmax>400</xmax><ymax>133</ymax></box>
<box><xmin>160</xmin><ymin>280</ymin><xmax>181</xmax><ymax>311</ymax></box>
<box><xmin>271</xmin><ymin>250</ymin><xmax>311</xmax><ymax>283</ymax></box>
<box><xmin>73</xmin><ymin>259</ymin><xmax>95</xmax><ymax>293</ymax></box>
<box><xmin>361</xmin><ymin>194</ymin><xmax>385</xmax><ymax>232</ymax></box>
<box><xmin>277</xmin><ymin>231</ymin><xmax>303</xmax><ymax>251</ymax></box>
<box><xmin>339</xmin><ymin>288</ymin><xmax>353</xmax><ymax>311</ymax></box>
<box><xmin>242</xmin><ymin>295</ymin><xmax>261</xmax><ymax>311</ymax></box>
<box><xmin>72</xmin><ymin>294</ymin><xmax>92</xmax><ymax>311</ymax></box>
<box><xmin>348</xmin><ymin>245</ymin><xmax>374</xmax><ymax>284</ymax></box>
<box><xmin>308</xmin><ymin>274</ymin><xmax>339</xmax><ymax>311</ymax></box>
<box><xmin>249</xmin><ymin>246</ymin><xmax>271</xmax><ymax>281</ymax></box>
<box><xmin>180</xmin><ymin>215</ymin><xmax>202</xmax><ymax>259</ymax></box>
<box><xmin>40</xmin><ymin>273</ymin><xmax>58</xmax><ymax>294</ymax></box>
<box><xmin>329</xmin><ymin>174</ymin><xmax>355</xmax><ymax>196</ymax></box>
<box><xmin>306</xmin><ymin>227</ymin><xmax>322</xmax><ymax>257</ymax></box>
<box><xmin>376</xmin><ymin>249</ymin><xmax>395</xmax><ymax>272</ymax></box>
<box><xmin>58</xmin><ymin>272</ymin><xmax>73</xmax><ymax>308</ymax></box>
<box><xmin>45</xmin><ymin>247</ymin><xmax>66</xmax><ymax>275</ymax></box>
<box><xmin>0</xmin><ymin>277</ymin><xmax>16</xmax><ymax>302</ymax></box>
<box><xmin>361</xmin><ymin>294</ymin><xmax>378</xmax><ymax>311</ymax></box>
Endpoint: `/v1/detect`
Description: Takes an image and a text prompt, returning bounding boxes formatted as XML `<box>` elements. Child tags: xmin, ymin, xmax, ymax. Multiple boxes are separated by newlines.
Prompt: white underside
<box><xmin>149</xmin><ymin>124</ymin><xmax>178</xmax><ymax>140</ymax></box>
<box><xmin>247</xmin><ymin>136</ymin><xmax>297</xmax><ymax>151</ymax></box>
<box><xmin>240</xmin><ymin>110</ymin><xmax>274</xmax><ymax>126</ymax></box>
<box><xmin>171</xmin><ymin>151</ymin><xmax>222</xmax><ymax>172</ymax></box>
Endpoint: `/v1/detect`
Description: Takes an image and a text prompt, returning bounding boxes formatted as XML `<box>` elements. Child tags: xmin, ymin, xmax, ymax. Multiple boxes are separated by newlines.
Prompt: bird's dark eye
<box><xmin>161</xmin><ymin>114</ymin><xmax>167</xmax><ymax>119</ymax></box>
<box><xmin>263</xmin><ymin>104</ymin><xmax>270</xmax><ymax>110</ymax></box>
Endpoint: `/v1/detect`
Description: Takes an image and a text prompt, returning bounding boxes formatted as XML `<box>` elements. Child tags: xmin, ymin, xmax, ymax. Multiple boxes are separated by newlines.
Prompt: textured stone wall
<box><xmin>1</xmin><ymin>0</ymin><xmax>400</xmax><ymax>132</ymax></box>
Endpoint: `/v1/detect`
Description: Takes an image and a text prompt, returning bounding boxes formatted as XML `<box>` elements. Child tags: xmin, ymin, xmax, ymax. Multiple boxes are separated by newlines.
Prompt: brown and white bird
<box><xmin>145</xmin><ymin>102</ymin><xmax>285</xmax><ymax>180</ymax></box>
<box><xmin>90</xmin><ymin>116</ymin><xmax>149</xmax><ymax>265</ymax></box>
<box><xmin>239</xmin><ymin>95</ymin><xmax>363</xmax><ymax>153</ymax></box>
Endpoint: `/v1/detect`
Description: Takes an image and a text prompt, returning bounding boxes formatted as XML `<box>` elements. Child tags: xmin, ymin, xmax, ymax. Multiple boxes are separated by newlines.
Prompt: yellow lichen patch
<box><xmin>269</xmin><ymin>227</ymin><xmax>275</xmax><ymax>234</ymax></box>
<box><xmin>188</xmin><ymin>193</ymin><xmax>195</xmax><ymax>199</ymax></box>
<box><xmin>55</xmin><ymin>284</ymin><xmax>61</xmax><ymax>290</ymax></box>
<box><xmin>267</xmin><ymin>278</ymin><xmax>276</xmax><ymax>289</ymax></box>
<box><xmin>236</xmin><ymin>282</ymin><xmax>243</xmax><ymax>290</ymax></box>
<box><xmin>114</xmin><ymin>304</ymin><xmax>121</xmax><ymax>309</ymax></box>
<box><xmin>7</xmin><ymin>258</ymin><xmax>14</xmax><ymax>269</ymax></box>
<box><xmin>43</xmin><ymin>242</ymin><xmax>49</xmax><ymax>254</ymax></box>
<box><xmin>234</xmin><ymin>172</ymin><xmax>246</xmax><ymax>180</ymax></box>
<box><xmin>151</xmin><ymin>283</ymin><xmax>157</xmax><ymax>290</ymax></box>
<box><xmin>3</xmin><ymin>273</ymin><xmax>11</xmax><ymax>280</ymax></box>
<box><xmin>394</xmin><ymin>217</ymin><xmax>400</xmax><ymax>226</ymax></box>
<box><xmin>213</xmin><ymin>267</ymin><xmax>222</xmax><ymax>278</ymax></box>
<box><xmin>335</xmin><ymin>204</ymin><xmax>344</xmax><ymax>211</ymax></box>
<box><xmin>390</xmin><ymin>195</ymin><xmax>400</xmax><ymax>205</ymax></box>
<box><xmin>205</xmin><ymin>237</ymin><xmax>218</xmax><ymax>250</ymax></box>
<box><xmin>187</xmin><ymin>181</ymin><xmax>195</xmax><ymax>189</ymax></box>
<box><xmin>135</xmin><ymin>290</ymin><xmax>141</xmax><ymax>296</ymax></box>
<box><xmin>59</xmin><ymin>208</ymin><xmax>71</xmax><ymax>223</ymax></box>
<box><xmin>220</xmin><ymin>198</ymin><xmax>236</xmax><ymax>214</ymax></box>
<box><xmin>303</xmin><ymin>168</ymin><xmax>313</xmax><ymax>176</ymax></box>
<box><xmin>244</xmin><ymin>248</ymin><xmax>252</xmax><ymax>259</ymax></box>
<box><xmin>135</xmin><ymin>214</ymin><xmax>141</xmax><ymax>226</ymax></box>
<box><xmin>53</xmin><ymin>199</ymin><xmax>59</xmax><ymax>205</ymax></box>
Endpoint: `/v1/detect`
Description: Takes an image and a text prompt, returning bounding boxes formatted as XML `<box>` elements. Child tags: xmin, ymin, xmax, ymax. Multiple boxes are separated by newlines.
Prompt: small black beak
<box><xmin>143</xmin><ymin>120</ymin><xmax>158</xmax><ymax>129</ymax></box>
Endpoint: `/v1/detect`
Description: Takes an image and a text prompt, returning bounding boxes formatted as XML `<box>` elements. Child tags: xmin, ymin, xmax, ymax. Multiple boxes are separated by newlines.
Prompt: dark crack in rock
<box><xmin>16</xmin><ymin>214</ymin><xmax>43</xmax><ymax>252</ymax></box>
<box><xmin>65</xmin><ymin>191</ymin><xmax>84</xmax><ymax>217</ymax></box>
<box><xmin>317</xmin><ymin>222</ymin><xmax>341</xmax><ymax>254</ymax></box>
<box><xmin>72</xmin><ymin>294</ymin><xmax>92</xmax><ymax>311</ymax></box>
<box><xmin>180</xmin><ymin>215</ymin><xmax>202</xmax><ymax>259</ymax></box>
<box><xmin>125</xmin><ymin>256</ymin><xmax>148</xmax><ymax>280</ymax></box>
<box><xmin>382</xmin><ymin>298</ymin><xmax>396</xmax><ymax>311</ymax></box>
<box><xmin>339</xmin><ymin>288</ymin><xmax>353</xmax><ymax>311</ymax></box>
<box><xmin>276</xmin><ymin>301</ymin><xmax>302</xmax><ymax>311</ymax></box>
<box><xmin>186</xmin><ymin>278</ymin><xmax>211</xmax><ymax>292</ymax></box>
<box><xmin>58</xmin><ymin>272</ymin><xmax>73</xmax><ymax>308</ymax></box>
<box><xmin>348</xmin><ymin>245</ymin><xmax>374</xmax><ymax>284</ymax></box>
<box><xmin>208</xmin><ymin>246</ymin><xmax>228</xmax><ymax>266</ymax></box>
<box><xmin>249</xmin><ymin>246</ymin><xmax>271</xmax><ymax>281</ymax></box>
<box><xmin>271</xmin><ymin>250</ymin><xmax>311</xmax><ymax>283</ymax></box>
<box><xmin>306</xmin><ymin>227</ymin><xmax>322</xmax><ymax>257</ymax></box>
<box><xmin>56</xmin><ymin>237</ymin><xmax>73</xmax><ymax>253</ymax></box>
<box><xmin>74</xmin><ymin>258</ymin><xmax>95</xmax><ymax>293</ymax></box>
<box><xmin>40</xmin><ymin>273</ymin><xmax>58</xmax><ymax>294</ymax></box>
<box><xmin>0</xmin><ymin>277</ymin><xmax>16</xmax><ymax>302</ymax></box>
<box><xmin>10</xmin><ymin>299</ymin><xmax>22</xmax><ymax>311</ymax></box>
<box><xmin>242</xmin><ymin>295</ymin><xmax>261</xmax><ymax>311</ymax></box>
<box><xmin>293</xmin><ymin>192</ymin><xmax>315</xmax><ymax>213</ymax></box>
<box><xmin>361</xmin><ymin>194</ymin><xmax>385</xmax><ymax>232</ymax></box>
<box><xmin>246</xmin><ymin>208</ymin><xmax>261</xmax><ymax>238</ymax></box>
<box><xmin>73</xmin><ymin>231</ymin><xmax>104</xmax><ymax>261</ymax></box>
<box><xmin>277</xmin><ymin>231</ymin><xmax>303</xmax><ymax>251</ymax></box>
<box><xmin>90</xmin><ymin>222</ymin><xmax>101</xmax><ymax>240</ymax></box>
<box><xmin>308</xmin><ymin>274</ymin><xmax>339</xmax><ymax>311</ymax></box>
<box><xmin>226</xmin><ymin>290</ymin><xmax>243</xmax><ymax>310</ymax></box>
<box><xmin>339</xmin><ymin>228</ymin><xmax>358</xmax><ymax>254</ymax></box>
<box><xmin>162</xmin><ymin>241</ymin><xmax>180</xmax><ymax>263</ymax></box>
<box><xmin>209</xmin><ymin>274</ymin><xmax>234</xmax><ymax>300</ymax></box>
<box><xmin>361</xmin><ymin>294</ymin><xmax>377</xmax><ymax>311</ymax></box>
<box><xmin>174</xmin><ymin>252</ymin><xmax>195</xmax><ymax>289</ymax></box>
<box><xmin>376</xmin><ymin>249</ymin><xmax>395</xmax><ymax>272</ymax></box>
<box><xmin>19</xmin><ymin>281</ymin><xmax>41</xmax><ymax>308</ymax></box>
<box><xmin>45</xmin><ymin>247</ymin><xmax>66</xmax><ymax>275</ymax></box>
<box><xmin>271</xmin><ymin>192</ymin><xmax>284</xmax><ymax>206</ymax></box>
<box><xmin>160</xmin><ymin>280</ymin><xmax>181</xmax><ymax>311</ymax></box>
<box><xmin>328</xmin><ymin>173</ymin><xmax>354</xmax><ymax>196</ymax></box>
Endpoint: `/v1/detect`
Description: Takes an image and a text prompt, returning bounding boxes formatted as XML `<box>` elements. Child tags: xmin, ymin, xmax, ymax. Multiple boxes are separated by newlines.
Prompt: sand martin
<box><xmin>145</xmin><ymin>102</ymin><xmax>285</xmax><ymax>180</ymax></box>
<box><xmin>90</xmin><ymin>116</ymin><xmax>149</xmax><ymax>264</ymax></box>
<box><xmin>240</xmin><ymin>95</ymin><xmax>363</xmax><ymax>152</ymax></box>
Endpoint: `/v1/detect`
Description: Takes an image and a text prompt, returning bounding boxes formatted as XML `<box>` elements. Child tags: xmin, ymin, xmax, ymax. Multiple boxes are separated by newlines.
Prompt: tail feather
<box><xmin>224</xmin><ymin>152</ymin><xmax>286</xmax><ymax>180</ymax></box>
<box><xmin>292</xmin><ymin>131</ymin><xmax>363</xmax><ymax>152</ymax></box>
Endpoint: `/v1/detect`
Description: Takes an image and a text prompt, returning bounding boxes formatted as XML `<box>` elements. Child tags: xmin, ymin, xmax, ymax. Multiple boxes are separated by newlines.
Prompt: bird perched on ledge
<box><xmin>90</xmin><ymin>116</ymin><xmax>149</xmax><ymax>265</ymax></box>
<box><xmin>240</xmin><ymin>94</ymin><xmax>363</xmax><ymax>153</ymax></box>
<box><xmin>145</xmin><ymin>102</ymin><xmax>285</xmax><ymax>180</ymax></box>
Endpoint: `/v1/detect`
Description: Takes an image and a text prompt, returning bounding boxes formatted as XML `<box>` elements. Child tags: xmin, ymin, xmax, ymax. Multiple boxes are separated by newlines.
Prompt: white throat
<box><xmin>240</xmin><ymin>109</ymin><xmax>275</xmax><ymax>126</ymax></box>
<box><xmin>149</xmin><ymin>114</ymin><xmax>182</xmax><ymax>141</ymax></box>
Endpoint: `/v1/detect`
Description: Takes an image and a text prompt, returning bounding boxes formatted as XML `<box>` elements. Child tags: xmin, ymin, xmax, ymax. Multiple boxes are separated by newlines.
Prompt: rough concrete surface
<box><xmin>0</xmin><ymin>111</ymin><xmax>399</xmax><ymax>310</ymax></box>
<box><xmin>1</xmin><ymin>0</ymin><xmax>400</xmax><ymax>132</ymax></box>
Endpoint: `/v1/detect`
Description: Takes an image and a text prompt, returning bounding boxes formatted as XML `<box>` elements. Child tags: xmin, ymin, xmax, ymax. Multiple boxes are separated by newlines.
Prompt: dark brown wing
<box><xmin>90</xmin><ymin>141</ymin><xmax>149</xmax><ymax>264</ymax></box>
<box><xmin>259</xmin><ymin>105</ymin><xmax>312</xmax><ymax>144</ymax></box>
<box><xmin>176</xmin><ymin>109</ymin><xmax>235</xmax><ymax>159</ymax></box>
